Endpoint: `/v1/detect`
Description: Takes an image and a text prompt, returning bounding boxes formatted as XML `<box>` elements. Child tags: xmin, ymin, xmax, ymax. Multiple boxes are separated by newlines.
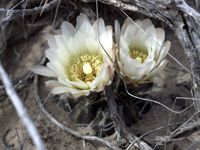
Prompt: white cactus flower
<box><xmin>115</xmin><ymin>18</ymin><xmax>171</xmax><ymax>84</ymax></box>
<box><xmin>30</xmin><ymin>14</ymin><xmax>116</xmax><ymax>98</ymax></box>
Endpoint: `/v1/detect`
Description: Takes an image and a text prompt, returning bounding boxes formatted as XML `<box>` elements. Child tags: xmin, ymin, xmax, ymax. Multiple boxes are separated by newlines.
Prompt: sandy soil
<box><xmin>0</xmin><ymin>1</ymin><xmax>198</xmax><ymax>150</ymax></box>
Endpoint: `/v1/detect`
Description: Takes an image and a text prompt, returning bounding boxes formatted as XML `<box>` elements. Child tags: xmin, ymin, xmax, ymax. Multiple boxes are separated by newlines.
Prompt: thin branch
<box><xmin>0</xmin><ymin>0</ymin><xmax>59</xmax><ymax>28</ymax></box>
<box><xmin>105</xmin><ymin>86</ymin><xmax>153</xmax><ymax>150</ymax></box>
<box><xmin>0</xmin><ymin>63</ymin><xmax>46</xmax><ymax>150</ymax></box>
<box><xmin>0</xmin><ymin>139</ymin><xmax>8</xmax><ymax>150</ymax></box>
<box><xmin>33</xmin><ymin>74</ymin><xmax>122</xmax><ymax>150</ymax></box>
<box><xmin>185</xmin><ymin>139</ymin><xmax>200</xmax><ymax>150</ymax></box>
<box><xmin>0</xmin><ymin>54</ymin><xmax>47</xmax><ymax>97</ymax></box>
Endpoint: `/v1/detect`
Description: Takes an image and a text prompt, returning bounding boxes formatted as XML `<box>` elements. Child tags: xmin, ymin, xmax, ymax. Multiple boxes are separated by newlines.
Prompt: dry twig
<box><xmin>33</xmin><ymin>74</ymin><xmax>122</xmax><ymax>150</ymax></box>
<box><xmin>105</xmin><ymin>86</ymin><xmax>153</xmax><ymax>150</ymax></box>
<box><xmin>0</xmin><ymin>63</ymin><xmax>46</xmax><ymax>150</ymax></box>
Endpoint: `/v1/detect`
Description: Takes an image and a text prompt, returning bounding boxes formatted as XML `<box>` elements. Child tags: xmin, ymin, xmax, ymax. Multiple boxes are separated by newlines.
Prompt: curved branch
<box><xmin>33</xmin><ymin>74</ymin><xmax>122</xmax><ymax>150</ymax></box>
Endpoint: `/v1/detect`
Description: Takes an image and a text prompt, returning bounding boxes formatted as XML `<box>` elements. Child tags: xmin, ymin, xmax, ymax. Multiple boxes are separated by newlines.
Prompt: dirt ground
<box><xmin>0</xmin><ymin>0</ymin><xmax>199</xmax><ymax>150</ymax></box>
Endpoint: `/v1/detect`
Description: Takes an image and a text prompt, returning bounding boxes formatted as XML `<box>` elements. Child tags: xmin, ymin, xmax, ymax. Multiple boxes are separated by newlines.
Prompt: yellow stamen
<box><xmin>69</xmin><ymin>54</ymin><xmax>103</xmax><ymax>85</ymax></box>
<box><xmin>129</xmin><ymin>48</ymin><xmax>147</xmax><ymax>63</ymax></box>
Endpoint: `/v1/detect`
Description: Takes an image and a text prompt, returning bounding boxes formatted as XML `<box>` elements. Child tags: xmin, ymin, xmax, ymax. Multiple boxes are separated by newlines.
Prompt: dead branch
<box><xmin>0</xmin><ymin>63</ymin><xmax>46</xmax><ymax>150</ymax></box>
<box><xmin>144</xmin><ymin>115</ymin><xmax>200</xmax><ymax>146</ymax></box>
<box><xmin>33</xmin><ymin>74</ymin><xmax>122</xmax><ymax>150</ymax></box>
<box><xmin>0</xmin><ymin>54</ymin><xmax>47</xmax><ymax>97</ymax></box>
<box><xmin>185</xmin><ymin>139</ymin><xmax>200</xmax><ymax>150</ymax></box>
<box><xmin>170</xmin><ymin>119</ymin><xmax>200</xmax><ymax>138</ymax></box>
<box><xmin>105</xmin><ymin>86</ymin><xmax>153</xmax><ymax>150</ymax></box>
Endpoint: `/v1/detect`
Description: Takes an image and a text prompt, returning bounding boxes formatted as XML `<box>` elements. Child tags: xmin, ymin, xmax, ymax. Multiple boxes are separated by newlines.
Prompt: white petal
<box><xmin>47</xmin><ymin>62</ymin><xmax>69</xmax><ymax>79</ymax></box>
<box><xmin>95</xmin><ymin>83</ymin><xmax>104</xmax><ymax>92</ymax></box>
<box><xmin>119</xmin><ymin>61</ymin><xmax>136</xmax><ymax>76</ymax></box>
<box><xmin>74</xmin><ymin>31</ymin><xmax>88</xmax><ymax>54</ymax></box>
<box><xmin>51</xmin><ymin>86</ymin><xmax>69</xmax><ymax>94</ymax></box>
<box><xmin>144</xmin><ymin>59</ymin><xmax>169</xmax><ymax>81</ymax></box>
<box><xmin>79</xmin><ymin>21</ymin><xmax>95</xmax><ymax>38</ymax></box>
<box><xmin>61</xmin><ymin>21</ymin><xmax>76</xmax><ymax>39</ymax></box>
<box><xmin>155</xmin><ymin>41</ymin><xmax>171</xmax><ymax>68</ymax></box>
<box><xmin>45</xmin><ymin>80</ymin><xmax>68</xmax><ymax>94</ymax></box>
<box><xmin>86</xmin><ymin>37</ymin><xmax>102</xmax><ymax>56</ymax></box>
<box><xmin>154</xmin><ymin>28</ymin><xmax>165</xmax><ymax>60</ymax></box>
<box><xmin>45</xmin><ymin>49</ymin><xmax>66</xmax><ymax>68</ymax></box>
<box><xmin>45</xmin><ymin>33</ymin><xmax>58</xmax><ymax>49</ymax></box>
<box><xmin>134</xmin><ymin>20</ymin><xmax>143</xmax><ymax>35</ymax></box>
<box><xmin>119</xmin><ymin>48</ymin><xmax>142</xmax><ymax>68</ymax></box>
<box><xmin>57</xmin><ymin>77</ymin><xmax>73</xmax><ymax>88</ymax></box>
<box><xmin>105</xmin><ymin>47</ymin><xmax>116</xmax><ymax>63</ymax></box>
<box><xmin>119</xmin><ymin>35</ymin><xmax>129</xmax><ymax>54</ymax></box>
<box><xmin>29</xmin><ymin>66</ymin><xmax>57</xmax><ymax>77</ymax></box>
<box><xmin>99</xmin><ymin>26</ymin><xmax>113</xmax><ymax>51</ymax></box>
<box><xmin>57</xmin><ymin>47</ymin><xmax>72</xmax><ymax>68</ymax></box>
<box><xmin>89</xmin><ymin>63</ymin><xmax>111</xmax><ymax>88</ymax></box>
<box><xmin>46</xmin><ymin>80</ymin><xmax>90</xmax><ymax>98</ymax></box>
<box><xmin>145</xmin><ymin>49</ymin><xmax>154</xmax><ymax>63</ymax></box>
<box><xmin>54</xmin><ymin>35</ymin><xmax>68</xmax><ymax>49</ymax></box>
<box><xmin>117</xmin><ymin>61</ymin><xmax>125</xmax><ymax>73</ymax></box>
<box><xmin>124</xmin><ymin>23</ymin><xmax>136</xmax><ymax>40</ymax></box>
<box><xmin>119</xmin><ymin>70</ymin><xmax>146</xmax><ymax>83</ymax></box>
<box><xmin>145</xmin><ymin>24</ymin><xmax>156</xmax><ymax>39</ymax></box>
<box><xmin>121</xmin><ymin>18</ymin><xmax>132</xmax><ymax>35</ymax></box>
<box><xmin>67</xmin><ymin>37</ymin><xmax>81</xmax><ymax>58</ymax></box>
<box><xmin>76</xmin><ymin>13</ymin><xmax>90</xmax><ymax>30</ymax></box>
<box><xmin>126</xmin><ymin>74</ymin><xmax>147</xmax><ymax>83</ymax></box>
<box><xmin>115</xmin><ymin>20</ymin><xmax>121</xmax><ymax>45</ymax></box>
<box><xmin>156</xmin><ymin>28</ymin><xmax>165</xmax><ymax>45</ymax></box>
<box><xmin>93</xmin><ymin>18</ymin><xmax>105</xmax><ymax>38</ymax></box>
<box><xmin>101</xmin><ymin>65</ymin><xmax>113</xmax><ymax>84</ymax></box>
<box><xmin>143</xmin><ymin>61</ymin><xmax>156</xmax><ymax>75</ymax></box>
<box><xmin>59</xmin><ymin>75</ymin><xmax>89</xmax><ymax>90</ymax></box>
<box><xmin>141</xmin><ymin>18</ymin><xmax>153</xmax><ymax>30</ymax></box>
<box><xmin>67</xmin><ymin>88</ymin><xmax>90</xmax><ymax>98</ymax></box>
<box><xmin>70</xmin><ymin>81</ymin><xmax>89</xmax><ymax>90</ymax></box>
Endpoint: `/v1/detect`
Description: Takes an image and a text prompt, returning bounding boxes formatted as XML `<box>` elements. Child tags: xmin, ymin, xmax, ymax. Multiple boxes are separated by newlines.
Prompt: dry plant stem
<box><xmin>146</xmin><ymin>118</ymin><xmax>200</xmax><ymax>145</ymax></box>
<box><xmin>0</xmin><ymin>139</ymin><xmax>8</xmax><ymax>150</ymax></box>
<box><xmin>33</xmin><ymin>75</ymin><xmax>122</xmax><ymax>150</ymax></box>
<box><xmin>170</xmin><ymin>119</ymin><xmax>200</xmax><ymax>138</ymax></box>
<box><xmin>0</xmin><ymin>63</ymin><xmax>46</xmax><ymax>150</ymax></box>
<box><xmin>105</xmin><ymin>86</ymin><xmax>153</xmax><ymax>150</ymax></box>
<box><xmin>0</xmin><ymin>0</ymin><xmax>59</xmax><ymax>28</ymax></box>
<box><xmin>0</xmin><ymin>72</ymin><xmax>31</xmax><ymax>97</ymax></box>
<box><xmin>83</xmin><ymin>0</ymin><xmax>200</xmax><ymax>111</ymax></box>
<box><xmin>185</xmin><ymin>139</ymin><xmax>200</xmax><ymax>150</ymax></box>
<box><xmin>0</xmin><ymin>55</ymin><xmax>47</xmax><ymax>97</ymax></box>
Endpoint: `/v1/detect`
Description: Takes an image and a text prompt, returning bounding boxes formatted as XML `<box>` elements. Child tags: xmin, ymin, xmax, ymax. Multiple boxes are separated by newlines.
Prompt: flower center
<box><xmin>69</xmin><ymin>54</ymin><xmax>103</xmax><ymax>84</ymax></box>
<box><xmin>128</xmin><ymin>49</ymin><xmax>147</xmax><ymax>63</ymax></box>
